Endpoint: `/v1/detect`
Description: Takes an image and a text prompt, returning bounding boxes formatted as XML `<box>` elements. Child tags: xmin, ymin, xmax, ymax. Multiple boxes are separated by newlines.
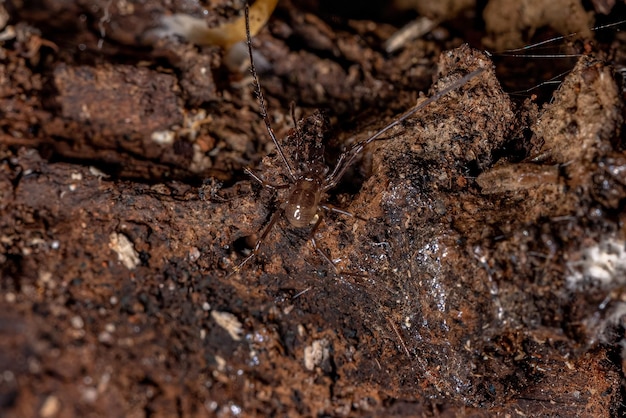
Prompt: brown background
<box><xmin>1</xmin><ymin>0</ymin><xmax>625</xmax><ymax>416</ymax></box>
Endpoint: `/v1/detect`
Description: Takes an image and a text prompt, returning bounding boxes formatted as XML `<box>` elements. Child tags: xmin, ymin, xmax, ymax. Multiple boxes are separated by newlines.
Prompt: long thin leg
<box><xmin>307</xmin><ymin>215</ymin><xmax>340</xmax><ymax>273</ymax></box>
<box><xmin>290</xmin><ymin>102</ymin><xmax>300</xmax><ymax>135</ymax></box>
<box><xmin>320</xmin><ymin>203</ymin><xmax>367</xmax><ymax>222</ymax></box>
<box><xmin>230</xmin><ymin>208</ymin><xmax>282</xmax><ymax>275</ymax></box>
<box><xmin>244</xmin><ymin>4</ymin><xmax>296</xmax><ymax>180</ymax></box>
<box><xmin>289</xmin><ymin>101</ymin><xmax>302</xmax><ymax>163</ymax></box>
<box><xmin>308</xmin><ymin>215</ymin><xmax>368</xmax><ymax>277</ymax></box>
<box><xmin>386</xmin><ymin>315</ymin><xmax>411</xmax><ymax>358</ymax></box>
<box><xmin>244</xmin><ymin>167</ymin><xmax>290</xmax><ymax>190</ymax></box>
<box><xmin>323</xmin><ymin>67</ymin><xmax>485</xmax><ymax>191</ymax></box>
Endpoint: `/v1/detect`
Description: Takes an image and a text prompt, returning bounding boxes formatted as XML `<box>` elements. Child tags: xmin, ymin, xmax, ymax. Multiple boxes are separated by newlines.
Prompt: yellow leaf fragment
<box><xmin>180</xmin><ymin>0</ymin><xmax>278</xmax><ymax>49</ymax></box>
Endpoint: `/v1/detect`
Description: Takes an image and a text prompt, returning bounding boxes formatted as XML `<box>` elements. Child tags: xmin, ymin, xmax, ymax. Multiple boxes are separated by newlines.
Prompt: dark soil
<box><xmin>1</xmin><ymin>0</ymin><xmax>626</xmax><ymax>416</ymax></box>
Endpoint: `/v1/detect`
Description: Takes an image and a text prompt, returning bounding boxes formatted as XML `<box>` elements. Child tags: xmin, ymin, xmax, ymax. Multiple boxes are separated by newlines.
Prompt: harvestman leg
<box><xmin>308</xmin><ymin>211</ymin><xmax>369</xmax><ymax>277</ymax></box>
<box><xmin>320</xmin><ymin>203</ymin><xmax>367</xmax><ymax>222</ymax></box>
<box><xmin>230</xmin><ymin>168</ymin><xmax>290</xmax><ymax>274</ymax></box>
<box><xmin>244</xmin><ymin>167</ymin><xmax>290</xmax><ymax>190</ymax></box>
<box><xmin>232</xmin><ymin>208</ymin><xmax>283</xmax><ymax>273</ymax></box>
<box><xmin>231</xmin><ymin>5</ymin><xmax>293</xmax><ymax>276</ymax></box>
<box><xmin>233</xmin><ymin>206</ymin><xmax>364</xmax><ymax>276</ymax></box>
<box><xmin>307</xmin><ymin>215</ymin><xmax>337</xmax><ymax>270</ymax></box>
<box><xmin>322</xmin><ymin>67</ymin><xmax>486</xmax><ymax>191</ymax></box>
<box><xmin>317</xmin><ymin>204</ymin><xmax>368</xmax><ymax>273</ymax></box>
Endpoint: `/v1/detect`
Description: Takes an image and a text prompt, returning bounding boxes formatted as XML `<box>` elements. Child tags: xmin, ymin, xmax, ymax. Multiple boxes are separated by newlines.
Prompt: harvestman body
<box><xmin>232</xmin><ymin>4</ymin><xmax>485</xmax><ymax>274</ymax></box>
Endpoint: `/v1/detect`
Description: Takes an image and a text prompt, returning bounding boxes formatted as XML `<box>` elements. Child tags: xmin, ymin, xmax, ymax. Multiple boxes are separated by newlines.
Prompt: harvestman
<box><xmin>232</xmin><ymin>4</ymin><xmax>485</xmax><ymax>275</ymax></box>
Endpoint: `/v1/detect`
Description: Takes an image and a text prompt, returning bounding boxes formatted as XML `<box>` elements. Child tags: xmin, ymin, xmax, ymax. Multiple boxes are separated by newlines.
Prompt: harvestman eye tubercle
<box><xmin>231</xmin><ymin>4</ymin><xmax>485</xmax><ymax>275</ymax></box>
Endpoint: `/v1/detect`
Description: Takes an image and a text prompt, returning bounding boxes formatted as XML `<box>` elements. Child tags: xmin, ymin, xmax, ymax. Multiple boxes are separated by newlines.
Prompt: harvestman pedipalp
<box><xmin>232</xmin><ymin>3</ymin><xmax>485</xmax><ymax>275</ymax></box>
